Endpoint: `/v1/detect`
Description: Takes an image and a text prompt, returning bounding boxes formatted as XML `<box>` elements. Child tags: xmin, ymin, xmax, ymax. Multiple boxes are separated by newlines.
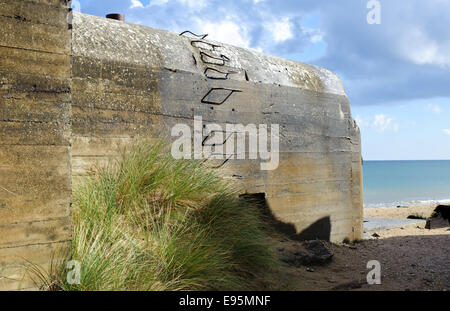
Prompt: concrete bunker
<box><xmin>71</xmin><ymin>12</ymin><xmax>363</xmax><ymax>243</ymax></box>
<box><xmin>0</xmin><ymin>1</ymin><xmax>363</xmax><ymax>290</ymax></box>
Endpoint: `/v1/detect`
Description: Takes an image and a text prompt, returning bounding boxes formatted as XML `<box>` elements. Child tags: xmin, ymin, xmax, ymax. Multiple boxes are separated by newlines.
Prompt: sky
<box><xmin>73</xmin><ymin>0</ymin><xmax>450</xmax><ymax>160</ymax></box>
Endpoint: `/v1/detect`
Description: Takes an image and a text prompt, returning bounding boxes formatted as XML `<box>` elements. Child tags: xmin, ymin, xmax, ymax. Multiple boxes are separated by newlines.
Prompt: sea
<box><xmin>363</xmin><ymin>160</ymin><xmax>450</xmax><ymax>208</ymax></box>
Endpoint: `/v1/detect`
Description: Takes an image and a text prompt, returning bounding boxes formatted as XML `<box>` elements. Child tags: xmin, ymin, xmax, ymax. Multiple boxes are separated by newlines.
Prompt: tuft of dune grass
<box><xmin>40</xmin><ymin>140</ymin><xmax>276</xmax><ymax>291</ymax></box>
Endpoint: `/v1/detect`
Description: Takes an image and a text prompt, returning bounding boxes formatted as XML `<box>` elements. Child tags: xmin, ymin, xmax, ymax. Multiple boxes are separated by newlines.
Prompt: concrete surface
<box><xmin>0</xmin><ymin>2</ymin><xmax>363</xmax><ymax>290</ymax></box>
<box><xmin>0</xmin><ymin>0</ymin><xmax>72</xmax><ymax>290</ymax></box>
<box><xmin>71</xmin><ymin>12</ymin><xmax>363</xmax><ymax>244</ymax></box>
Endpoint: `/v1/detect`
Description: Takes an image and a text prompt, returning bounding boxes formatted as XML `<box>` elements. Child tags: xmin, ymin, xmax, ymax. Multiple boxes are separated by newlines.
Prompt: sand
<box><xmin>268</xmin><ymin>204</ymin><xmax>450</xmax><ymax>291</ymax></box>
<box><xmin>364</xmin><ymin>203</ymin><xmax>437</xmax><ymax>219</ymax></box>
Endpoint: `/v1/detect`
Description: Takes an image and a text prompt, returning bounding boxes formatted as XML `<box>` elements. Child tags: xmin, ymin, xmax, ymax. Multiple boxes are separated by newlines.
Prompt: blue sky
<box><xmin>73</xmin><ymin>0</ymin><xmax>450</xmax><ymax>160</ymax></box>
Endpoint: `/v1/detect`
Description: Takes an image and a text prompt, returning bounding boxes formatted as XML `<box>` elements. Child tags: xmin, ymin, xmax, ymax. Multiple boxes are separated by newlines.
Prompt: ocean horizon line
<box><xmin>364</xmin><ymin>198</ymin><xmax>450</xmax><ymax>209</ymax></box>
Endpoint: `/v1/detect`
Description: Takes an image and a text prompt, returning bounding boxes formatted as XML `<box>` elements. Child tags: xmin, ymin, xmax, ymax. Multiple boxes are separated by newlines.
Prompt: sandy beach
<box><xmin>270</xmin><ymin>203</ymin><xmax>450</xmax><ymax>291</ymax></box>
<box><xmin>364</xmin><ymin>203</ymin><xmax>438</xmax><ymax>219</ymax></box>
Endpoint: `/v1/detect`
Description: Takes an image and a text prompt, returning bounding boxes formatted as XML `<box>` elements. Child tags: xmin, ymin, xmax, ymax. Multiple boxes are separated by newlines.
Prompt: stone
<box><xmin>425</xmin><ymin>217</ymin><xmax>449</xmax><ymax>229</ymax></box>
<box><xmin>407</xmin><ymin>215</ymin><xmax>426</xmax><ymax>220</ymax></box>
<box><xmin>331</xmin><ymin>279</ymin><xmax>365</xmax><ymax>291</ymax></box>
<box><xmin>433</xmin><ymin>205</ymin><xmax>450</xmax><ymax>223</ymax></box>
<box><xmin>280</xmin><ymin>240</ymin><xmax>333</xmax><ymax>267</ymax></box>
<box><xmin>425</xmin><ymin>206</ymin><xmax>450</xmax><ymax>229</ymax></box>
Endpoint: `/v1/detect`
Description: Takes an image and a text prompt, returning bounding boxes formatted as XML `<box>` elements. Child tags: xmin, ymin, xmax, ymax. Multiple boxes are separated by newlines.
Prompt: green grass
<box><xmin>39</xmin><ymin>140</ymin><xmax>276</xmax><ymax>291</ymax></box>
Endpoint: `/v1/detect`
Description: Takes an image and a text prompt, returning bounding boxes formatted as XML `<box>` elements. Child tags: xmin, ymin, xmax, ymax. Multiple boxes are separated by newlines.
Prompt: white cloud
<box><xmin>444</xmin><ymin>129</ymin><xmax>450</xmax><ymax>136</ymax></box>
<box><xmin>310</xmin><ymin>33</ymin><xmax>323</xmax><ymax>43</ymax></box>
<box><xmin>354</xmin><ymin>114</ymin><xmax>399</xmax><ymax>132</ymax></box>
<box><xmin>372</xmin><ymin>114</ymin><xmax>399</xmax><ymax>132</ymax></box>
<box><xmin>196</xmin><ymin>19</ymin><xmax>250</xmax><ymax>48</ymax></box>
<box><xmin>145</xmin><ymin>0</ymin><xmax>205</xmax><ymax>9</ymax></box>
<box><xmin>251</xmin><ymin>46</ymin><xmax>264</xmax><ymax>53</ymax></box>
<box><xmin>178</xmin><ymin>0</ymin><xmax>206</xmax><ymax>9</ymax></box>
<box><xmin>267</xmin><ymin>17</ymin><xmax>293</xmax><ymax>43</ymax></box>
<box><xmin>130</xmin><ymin>0</ymin><xmax>144</xmax><ymax>9</ymax></box>
<box><xmin>72</xmin><ymin>0</ymin><xmax>81</xmax><ymax>12</ymax></box>
<box><xmin>425</xmin><ymin>104</ymin><xmax>441</xmax><ymax>114</ymax></box>
<box><xmin>354</xmin><ymin>115</ymin><xmax>369</xmax><ymax>128</ymax></box>
<box><xmin>398</xmin><ymin>27</ymin><xmax>450</xmax><ymax>67</ymax></box>
<box><xmin>304</xmin><ymin>27</ymin><xmax>323</xmax><ymax>43</ymax></box>
<box><xmin>149</xmin><ymin>0</ymin><xmax>169</xmax><ymax>7</ymax></box>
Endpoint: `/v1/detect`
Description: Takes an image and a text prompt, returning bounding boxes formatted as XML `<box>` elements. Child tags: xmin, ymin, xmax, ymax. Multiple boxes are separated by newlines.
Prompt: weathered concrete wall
<box><xmin>0</xmin><ymin>0</ymin><xmax>72</xmax><ymax>290</ymax></box>
<box><xmin>0</xmin><ymin>6</ymin><xmax>362</xmax><ymax>289</ymax></box>
<box><xmin>71</xmin><ymin>13</ymin><xmax>363</xmax><ymax>243</ymax></box>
